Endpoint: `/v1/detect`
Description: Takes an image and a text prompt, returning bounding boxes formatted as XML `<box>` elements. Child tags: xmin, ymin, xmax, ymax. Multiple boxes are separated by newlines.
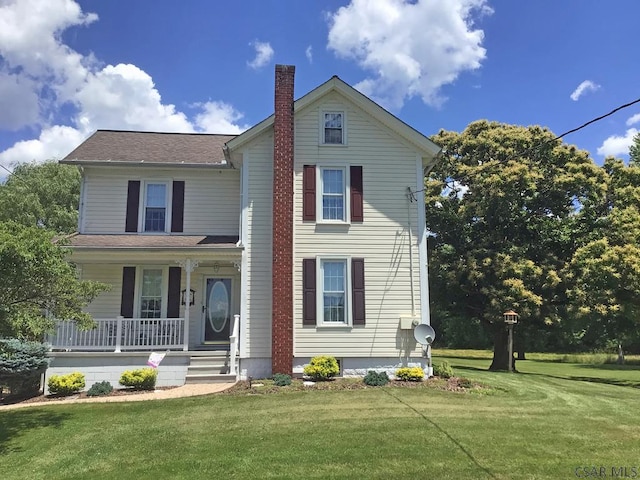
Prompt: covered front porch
<box><xmin>54</xmin><ymin>234</ymin><xmax>246</xmax><ymax>377</ymax></box>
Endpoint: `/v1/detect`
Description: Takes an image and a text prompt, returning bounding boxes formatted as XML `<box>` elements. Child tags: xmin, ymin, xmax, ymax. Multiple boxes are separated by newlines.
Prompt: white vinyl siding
<box><xmin>79</xmin><ymin>264</ymin><xmax>123</xmax><ymax>319</ymax></box>
<box><xmin>293</xmin><ymin>91</ymin><xmax>424</xmax><ymax>357</ymax></box>
<box><xmin>242</xmin><ymin>134</ymin><xmax>274</xmax><ymax>358</ymax></box>
<box><xmin>80</xmin><ymin>166</ymin><xmax>239</xmax><ymax>235</ymax></box>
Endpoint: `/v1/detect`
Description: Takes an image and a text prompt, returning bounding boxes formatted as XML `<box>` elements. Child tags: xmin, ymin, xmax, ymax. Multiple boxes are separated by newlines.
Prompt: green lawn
<box><xmin>1</xmin><ymin>355</ymin><xmax>639</xmax><ymax>480</ymax></box>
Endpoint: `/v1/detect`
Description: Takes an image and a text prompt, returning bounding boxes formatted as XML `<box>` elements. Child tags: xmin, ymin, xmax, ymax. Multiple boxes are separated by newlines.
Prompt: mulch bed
<box><xmin>222</xmin><ymin>376</ymin><xmax>483</xmax><ymax>395</ymax></box>
<box><xmin>0</xmin><ymin>386</ymin><xmax>177</xmax><ymax>406</ymax></box>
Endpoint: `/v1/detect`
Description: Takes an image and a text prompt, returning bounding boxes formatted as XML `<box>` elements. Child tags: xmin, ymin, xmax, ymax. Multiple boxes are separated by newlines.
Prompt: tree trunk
<box><xmin>489</xmin><ymin>327</ymin><xmax>517</xmax><ymax>371</ymax></box>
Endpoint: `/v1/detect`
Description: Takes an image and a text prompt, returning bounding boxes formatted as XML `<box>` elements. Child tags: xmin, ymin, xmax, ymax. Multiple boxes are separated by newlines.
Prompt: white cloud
<box><xmin>0</xmin><ymin>0</ymin><xmax>247</xmax><ymax>167</ymax></box>
<box><xmin>194</xmin><ymin>101</ymin><xmax>249</xmax><ymax>134</ymax></box>
<box><xmin>247</xmin><ymin>41</ymin><xmax>274</xmax><ymax>69</ymax></box>
<box><xmin>597</xmin><ymin>128</ymin><xmax>638</xmax><ymax>157</ymax></box>
<box><xmin>570</xmin><ymin>80</ymin><xmax>600</xmax><ymax>101</ymax></box>
<box><xmin>327</xmin><ymin>0</ymin><xmax>491</xmax><ymax>110</ymax></box>
<box><xmin>305</xmin><ymin>45</ymin><xmax>313</xmax><ymax>64</ymax></box>
<box><xmin>626</xmin><ymin>113</ymin><xmax>640</xmax><ymax>126</ymax></box>
<box><xmin>0</xmin><ymin>125</ymin><xmax>86</xmax><ymax>169</ymax></box>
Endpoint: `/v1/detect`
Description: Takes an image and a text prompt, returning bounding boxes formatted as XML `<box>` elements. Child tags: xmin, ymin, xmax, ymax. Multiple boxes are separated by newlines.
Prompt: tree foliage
<box><xmin>0</xmin><ymin>221</ymin><xmax>109</xmax><ymax>339</ymax></box>
<box><xmin>426</xmin><ymin>121</ymin><xmax>606</xmax><ymax>369</ymax></box>
<box><xmin>0</xmin><ymin>161</ymin><xmax>80</xmax><ymax>234</ymax></box>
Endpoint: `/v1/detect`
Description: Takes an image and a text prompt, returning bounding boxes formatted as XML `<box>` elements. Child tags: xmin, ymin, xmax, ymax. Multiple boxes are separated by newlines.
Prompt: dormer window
<box><xmin>323</xmin><ymin>112</ymin><xmax>344</xmax><ymax>145</ymax></box>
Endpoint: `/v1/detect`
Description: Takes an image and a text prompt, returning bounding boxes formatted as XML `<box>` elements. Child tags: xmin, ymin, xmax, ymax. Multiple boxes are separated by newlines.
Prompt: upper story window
<box><xmin>320</xmin><ymin>168</ymin><xmax>346</xmax><ymax>221</ymax></box>
<box><xmin>322</xmin><ymin>112</ymin><xmax>345</xmax><ymax>145</ymax></box>
<box><xmin>144</xmin><ymin>183</ymin><xmax>168</xmax><ymax>232</ymax></box>
<box><xmin>303</xmin><ymin>165</ymin><xmax>363</xmax><ymax>223</ymax></box>
<box><xmin>125</xmin><ymin>180</ymin><xmax>184</xmax><ymax>234</ymax></box>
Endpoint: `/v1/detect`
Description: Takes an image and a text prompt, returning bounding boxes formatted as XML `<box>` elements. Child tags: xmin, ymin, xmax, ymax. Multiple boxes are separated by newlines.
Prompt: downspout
<box><xmin>406</xmin><ymin>187</ymin><xmax>416</xmax><ymax>317</ymax></box>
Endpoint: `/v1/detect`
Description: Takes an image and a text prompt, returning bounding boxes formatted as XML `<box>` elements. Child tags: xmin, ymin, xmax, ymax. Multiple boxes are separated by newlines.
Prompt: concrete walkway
<box><xmin>0</xmin><ymin>382</ymin><xmax>236</xmax><ymax>411</ymax></box>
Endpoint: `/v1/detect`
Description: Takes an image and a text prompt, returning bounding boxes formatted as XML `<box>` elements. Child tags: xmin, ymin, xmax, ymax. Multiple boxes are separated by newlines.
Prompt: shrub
<box><xmin>272</xmin><ymin>373</ymin><xmax>292</xmax><ymax>386</ymax></box>
<box><xmin>395</xmin><ymin>366</ymin><xmax>424</xmax><ymax>381</ymax></box>
<box><xmin>458</xmin><ymin>377</ymin><xmax>473</xmax><ymax>389</ymax></box>
<box><xmin>303</xmin><ymin>356</ymin><xmax>340</xmax><ymax>381</ymax></box>
<box><xmin>433</xmin><ymin>361</ymin><xmax>454</xmax><ymax>379</ymax></box>
<box><xmin>87</xmin><ymin>380</ymin><xmax>113</xmax><ymax>397</ymax></box>
<box><xmin>0</xmin><ymin>338</ymin><xmax>49</xmax><ymax>398</ymax></box>
<box><xmin>119</xmin><ymin>368</ymin><xmax>157</xmax><ymax>390</ymax></box>
<box><xmin>48</xmin><ymin>372</ymin><xmax>85</xmax><ymax>396</ymax></box>
<box><xmin>363</xmin><ymin>370</ymin><xmax>389</xmax><ymax>386</ymax></box>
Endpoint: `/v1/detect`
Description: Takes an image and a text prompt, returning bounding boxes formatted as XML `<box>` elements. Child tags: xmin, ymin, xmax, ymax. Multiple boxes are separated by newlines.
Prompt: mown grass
<box><xmin>1</xmin><ymin>355</ymin><xmax>639</xmax><ymax>480</ymax></box>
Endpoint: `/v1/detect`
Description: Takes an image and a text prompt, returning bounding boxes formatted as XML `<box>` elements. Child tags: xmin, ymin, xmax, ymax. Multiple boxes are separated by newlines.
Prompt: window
<box><xmin>125</xmin><ymin>180</ymin><xmax>184</xmax><ymax>234</ymax></box>
<box><xmin>144</xmin><ymin>183</ymin><xmax>167</xmax><ymax>232</ymax></box>
<box><xmin>303</xmin><ymin>166</ymin><xmax>362</xmax><ymax>223</ymax></box>
<box><xmin>302</xmin><ymin>257</ymin><xmax>365</xmax><ymax>327</ymax></box>
<box><xmin>321</xmin><ymin>168</ymin><xmax>346</xmax><ymax>221</ymax></box>
<box><xmin>322</xmin><ymin>260</ymin><xmax>347</xmax><ymax>323</ymax></box>
<box><xmin>323</xmin><ymin>112</ymin><xmax>344</xmax><ymax>144</ymax></box>
<box><xmin>139</xmin><ymin>268</ymin><xmax>163</xmax><ymax>318</ymax></box>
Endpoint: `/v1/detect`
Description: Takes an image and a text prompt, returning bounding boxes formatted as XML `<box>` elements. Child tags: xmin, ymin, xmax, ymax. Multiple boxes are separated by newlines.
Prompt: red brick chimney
<box><xmin>271</xmin><ymin>64</ymin><xmax>295</xmax><ymax>375</ymax></box>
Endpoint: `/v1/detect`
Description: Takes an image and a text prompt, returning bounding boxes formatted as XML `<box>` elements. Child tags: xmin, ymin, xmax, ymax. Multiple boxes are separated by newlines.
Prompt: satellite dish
<box><xmin>414</xmin><ymin>324</ymin><xmax>436</xmax><ymax>346</ymax></box>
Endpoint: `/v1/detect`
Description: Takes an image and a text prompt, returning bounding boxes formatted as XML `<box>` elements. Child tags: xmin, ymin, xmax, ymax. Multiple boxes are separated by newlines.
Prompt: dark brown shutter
<box><xmin>303</xmin><ymin>165</ymin><xmax>316</xmax><ymax>221</ymax></box>
<box><xmin>120</xmin><ymin>267</ymin><xmax>136</xmax><ymax>318</ymax></box>
<box><xmin>167</xmin><ymin>267</ymin><xmax>181</xmax><ymax>318</ymax></box>
<box><xmin>302</xmin><ymin>258</ymin><xmax>316</xmax><ymax>325</ymax></box>
<box><xmin>125</xmin><ymin>180</ymin><xmax>140</xmax><ymax>232</ymax></box>
<box><xmin>171</xmin><ymin>181</ymin><xmax>185</xmax><ymax>233</ymax></box>
<box><xmin>351</xmin><ymin>258</ymin><xmax>365</xmax><ymax>325</ymax></box>
<box><xmin>350</xmin><ymin>166</ymin><xmax>363</xmax><ymax>222</ymax></box>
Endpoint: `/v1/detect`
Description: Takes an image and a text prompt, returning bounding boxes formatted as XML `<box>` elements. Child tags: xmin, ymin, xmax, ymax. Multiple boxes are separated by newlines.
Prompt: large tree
<box><xmin>564</xmin><ymin>157</ymin><xmax>640</xmax><ymax>351</ymax></box>
<box><xmin>0</xmin><ymin>161</ymin><xmax>80</xmax><ymax>234</ymax></box>
<box><xmin>426</xmin><ymin>121</ymin><xmax>605</xmax><ymax>370</ymax></box>
<box><xmin>0</xmin><ymin>221</ymin><xmax>109</xmax><ymax>340</ymax></box>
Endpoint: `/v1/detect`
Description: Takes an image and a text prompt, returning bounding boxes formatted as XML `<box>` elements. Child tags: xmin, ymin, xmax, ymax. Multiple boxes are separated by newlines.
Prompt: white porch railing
<box><xmin>49</xmin><ymin>317</ymin><xmax>186</xmax><ymax>352</ymax></box>
<box><xmin>229</xmin><ymin>314</ymin><xmax>240</xmax><ymax>375</ymax></box>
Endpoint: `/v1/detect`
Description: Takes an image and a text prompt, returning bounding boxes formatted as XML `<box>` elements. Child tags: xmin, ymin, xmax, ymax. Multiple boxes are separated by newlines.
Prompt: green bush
<box><xmin>272</xmin><ymin>373</ymin><xmax>292</xmax><ymax>386</ymax></box>
<box><xmin>119</xmin><ymin>368</ymin><xmax>157</xmax><ymax>390</ymax></box>
<box><xmin>458</xmin><ymin>377</ymin><xmax>473</xmax><ymax>389</ymax></box>
<box><xmin>363</xmin><ymin>370</ymin><xmax>389</xmax><ymax>386</ymax></box>
<box><xmin>433</xmin><ymin>361</ymin><xmax>454</xmax><ymax>379</ymax></box>
<box><xmin>87</xmin><ymin>380</ymin><xmax>113</xmax><ymax>397</ymax></box>
<box><xmin>395</xmin><ymin>366</ymin><xmax>424</xmax><ymax>381</ymax></box>
<box><xmin>303</xmin><ymin>356</ymin><xmax>340</xmax><ymax>381</ymax></box>
<box><xmin>48</xmin><ymin>372</ymin><xmax>85</xmax><ymax>396</ymax></box>
<box><xmin>0</xmin><ymin>338</ymin><xmax>49</xmax><ymax>399</ymax></box>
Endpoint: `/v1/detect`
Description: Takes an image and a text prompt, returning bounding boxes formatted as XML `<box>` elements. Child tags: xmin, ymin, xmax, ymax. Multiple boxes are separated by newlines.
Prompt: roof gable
<box><xmin>225</xmin><ymin>76</ymin><xmax>441</xmax><ymax>162</ymax></box>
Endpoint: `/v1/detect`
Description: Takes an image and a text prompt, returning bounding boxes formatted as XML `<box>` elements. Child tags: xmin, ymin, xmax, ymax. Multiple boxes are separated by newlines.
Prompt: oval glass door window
<box><xmin>208</xmin><ymin>281</ymin><xmax>229</xmax><ymax>333</ymax></box>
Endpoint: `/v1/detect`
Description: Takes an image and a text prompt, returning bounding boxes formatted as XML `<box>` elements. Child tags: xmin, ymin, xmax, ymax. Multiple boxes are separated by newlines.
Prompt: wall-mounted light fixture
<box><xmin>181</xmin><ymin>288</ymin><xmax>196</xmax><ymax>306</ymax></box>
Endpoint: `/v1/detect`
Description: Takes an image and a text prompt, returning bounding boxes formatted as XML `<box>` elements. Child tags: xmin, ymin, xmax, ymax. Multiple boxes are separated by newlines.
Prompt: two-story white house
<box><xmin>47</xmin><ymin>65</ymin><xmax>441</xmax><ymax>387</ymax></box>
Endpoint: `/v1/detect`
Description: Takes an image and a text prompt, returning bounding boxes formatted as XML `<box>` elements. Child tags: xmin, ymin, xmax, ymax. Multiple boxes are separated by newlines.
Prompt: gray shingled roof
<box><xmin>61</xmin><ymin>130</ymin><xmax>237</xmax><ymax>166</ymax></box>
<box><xmin>66</xmin><ymin>234</ymin><xmax>240</xmax><ymax>248</ymax></box>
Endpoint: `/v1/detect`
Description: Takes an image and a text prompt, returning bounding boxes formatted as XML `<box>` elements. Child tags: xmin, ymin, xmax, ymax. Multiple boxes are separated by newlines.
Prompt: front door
<box><xmin>204</xmin><ymin>278</ymin><xmax>232</xmax><ymax>344</ymax></box>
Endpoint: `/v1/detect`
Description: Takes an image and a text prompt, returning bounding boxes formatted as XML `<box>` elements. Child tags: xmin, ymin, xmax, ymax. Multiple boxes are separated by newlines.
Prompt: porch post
<box><xmin>183</xmin><ymin>259</ymin><xmax>192</xmax><ymax>351</ymax></box>
<box><xmin>178</xmin><ymin>258</ymin><xmax>199</xmax><ymax>351</ymax></box>
<box><xmin>115</xmin><ymin>316</ymin><xmax>123</xmax><ymax>353</ymax></box>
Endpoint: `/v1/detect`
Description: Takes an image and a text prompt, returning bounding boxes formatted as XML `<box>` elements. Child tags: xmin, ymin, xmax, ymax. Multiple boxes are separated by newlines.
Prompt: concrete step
<box><xmin>187</xmin><ymin>364</ymin><xmax>229</xmax><ymax>375</ymax></box>
<box><xmin>189</xmin><ymin>356</ymin><xmax>229</xmax><ymax>367</ymax></box>
<box><xmin>184</xmin><ymin>373</ymin><xmax>236</xmax><ymax>384</ymax></box>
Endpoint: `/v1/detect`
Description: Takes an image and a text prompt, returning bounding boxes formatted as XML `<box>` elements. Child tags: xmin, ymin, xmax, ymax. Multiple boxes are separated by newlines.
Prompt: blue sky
<box><xmin>1</xmin><ymin>0</ymin><xmax>639</xmax><ymax>174</ymax></box>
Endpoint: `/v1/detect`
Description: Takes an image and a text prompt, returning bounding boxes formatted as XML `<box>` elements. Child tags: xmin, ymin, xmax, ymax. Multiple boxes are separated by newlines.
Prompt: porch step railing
<box><xmin>49</xmin><ymin>317</ymin><xmax>186</xmax><ymax>352</ymax></box>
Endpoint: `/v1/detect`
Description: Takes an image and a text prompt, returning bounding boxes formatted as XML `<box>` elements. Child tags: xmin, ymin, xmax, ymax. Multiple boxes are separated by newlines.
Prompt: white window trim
<box><xmin>319</xmin><ymin>110</ymin><xmax>347</xmax><ymax>146</ymax></box>
<box><xmin>133</xmin><ymin>266</ymin><xmax>169</xmax><ymax>318</ymax></box>
<box><xmin>316</xmin><ymin>165</ymin><xmax>351</xmax><ymax>224</ymax></box>
<box><xmin>139</xmin><ymin>180</ymin><xmax>173</xmax><ymax>234</ymax></box>
<box><xmin>316</xmin><ymin>256</ymin><xmax>352</xmax><ymax>327</ymax></box>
